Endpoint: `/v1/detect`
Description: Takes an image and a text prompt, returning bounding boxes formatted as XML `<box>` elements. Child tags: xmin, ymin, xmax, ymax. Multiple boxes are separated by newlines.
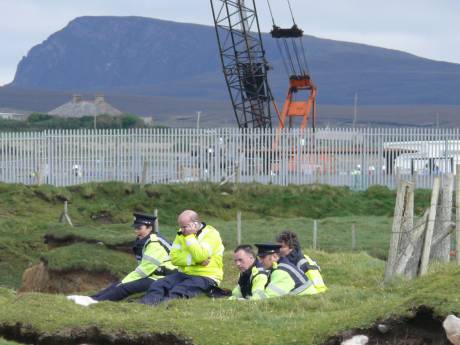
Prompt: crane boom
<box><xmin>210</xmin><ymin>0</ymin><xmax>273</xmax><ymax>128</ymax></box>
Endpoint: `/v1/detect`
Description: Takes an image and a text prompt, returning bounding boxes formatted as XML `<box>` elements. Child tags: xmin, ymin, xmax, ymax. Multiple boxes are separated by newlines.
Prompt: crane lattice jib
<box><xmin>210</xmin><ymin>0</ymin><xmax>273</xmax><ymax>128</ymax></box>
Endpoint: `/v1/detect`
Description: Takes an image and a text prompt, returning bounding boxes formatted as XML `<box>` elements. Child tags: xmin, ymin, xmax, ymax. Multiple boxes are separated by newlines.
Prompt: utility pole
<box><xmin>196</xmin><ymin>111</ymin><xmax>201</xmax><ymax>129</ymax></box>
<box><xmin>93</xmin><ymin>115</ymin><xmax>97</xmax><ymax>129</ymax></box>
<box><xmin>353</xmin><ymin>93</ymin><xmax>358</xmax><ymax>128</ymax></box>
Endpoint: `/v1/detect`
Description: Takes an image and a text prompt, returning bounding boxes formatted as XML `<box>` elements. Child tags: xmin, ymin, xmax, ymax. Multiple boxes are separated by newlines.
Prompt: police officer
<box><xmin>255</xmin><ymin>243</ymin><xmax>317</xmax><ymax>298</ymax></box>
<box><xmin>276</xmin><ymin>230</ymin><xmax>327</xmax><ymax>294</ymax></box>
<box><xmin>230</xmin><ymin>245</ymin><xmax>268</xmax><ymax>300</ymax></box>
<box><xmin>140</xmin><ymin>209</ymin><xmax>224</xmax><ymax>305</ymax></box>
<box><xmin>67</xmin><ymin>213</ymin><xmax>176</xmax><ymax>306</ymax></box>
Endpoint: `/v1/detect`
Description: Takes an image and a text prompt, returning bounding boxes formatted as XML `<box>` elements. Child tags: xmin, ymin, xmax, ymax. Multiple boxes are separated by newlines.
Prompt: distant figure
<box><xmin>230</xmin><ymin>245</ymin><xmax>268</xmax><ymax>300</ymax></box>
<box><xmin>67</xmin><ymin>213</ymin><xmax>176</xmax><ymax>306</ymax></box>
<box><xmin>140</xmin><ymin>210</ymin><xmax>224</xmax><ymax>305</ymax></box>
<box><xmin>276</xmin><ymin>230</ymin><xmax>327</xmax><ymax>294</ymax></box>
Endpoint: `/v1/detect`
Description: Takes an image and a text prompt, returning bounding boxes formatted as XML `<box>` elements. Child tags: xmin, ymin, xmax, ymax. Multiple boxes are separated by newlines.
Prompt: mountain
<box><xmin>8</xmin><ymin>16</ymin><xmax>460</xmax><ymax>106</ymax></box>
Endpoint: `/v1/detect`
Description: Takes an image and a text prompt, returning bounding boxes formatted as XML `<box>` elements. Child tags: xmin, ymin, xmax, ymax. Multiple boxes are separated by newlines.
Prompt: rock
<box><xmin>341</xmin><ymin>335</ymin><xmax>369</xmax><ymax>345</ymax></box>
<box><xmin>377</xmin><ymin>323</ymin><xmax>390</xmax><ymax>334</ymax></box>
<box><xmin>444</xmin><ymin>314</ymin><xmax>460</xmax><ymax>345</ymax></box>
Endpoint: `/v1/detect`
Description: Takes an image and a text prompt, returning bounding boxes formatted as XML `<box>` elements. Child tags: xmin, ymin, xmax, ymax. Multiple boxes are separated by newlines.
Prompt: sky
<box><xmin>0</xmin><ymin>0</ymin><xmax>459</xmax><ymax>86</ymax></box>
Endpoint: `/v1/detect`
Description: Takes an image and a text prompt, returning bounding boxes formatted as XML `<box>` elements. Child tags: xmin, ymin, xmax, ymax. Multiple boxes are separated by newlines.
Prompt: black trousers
<box><xmin>91</xmin><ymin>278</ymin><xmax>154</xmax><ymax>302</ymax></box>
<box><xmin>140</xmin><ymin>272</ymin><xmax>216</xmax><ymax>305</ymax></box>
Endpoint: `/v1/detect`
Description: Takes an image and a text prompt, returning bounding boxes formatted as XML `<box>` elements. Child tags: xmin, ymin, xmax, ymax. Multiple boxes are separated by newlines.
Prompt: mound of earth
<box><xmin>323</xmin><ymin>306</ymin><xmax>449</xmax><ymax>345</ymax></box>
<box><xmin>0</xmin><ymin>323</ymin><xmax>193</xmax><ymax>345</ymax></box>
<box><xmin>44</xmin><ymin>234</ymin><xmax>132</xmax><ymax>253</ymax></box>
<box><xmin>19</xmin><ymin>262</ymin><xmax>117</xmax><ymax>294</ymax></box>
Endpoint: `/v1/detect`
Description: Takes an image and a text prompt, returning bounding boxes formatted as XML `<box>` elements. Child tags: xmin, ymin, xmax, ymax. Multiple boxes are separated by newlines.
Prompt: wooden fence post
<box><xmin>153</xmin><ymin>208</ymin><xmax>159</xmax><ymax>233</ymax></box>
<box><xmin>236</xmin><ymin>210</ymin><xmax>242</xmax><ymax>245</ymax></box>
<box><xmin>59</xmin><ymin>201</ymin><xmax>73</xmax><ymax>227</ymax></box>
<box><xmin>384</xmin><ymin>181</ymin><xmax>410</xmax><ymax>283</ymax></box>
<box><xmin>313</xmin><ymin>220</ymin><xmax>318</xmax><ymax>250</ymax></box>
<box><xmin>140</xmin><ymin>161</ymin><xmax>148</xmax><ymax>187</ymax></box>
<box><xmin>420</xmin><ymin>177</ymin><xmax>441</xmax><ymax>276</ymax></box>
<box><xmin>351</xmin><ymin>223</ymin><xmax>356</xmax><ymax>250</ymax></box>
<box><xmin>457</xmin><ymin>165</ymin><xmax>460</xmax><ymax>265</ymax></box>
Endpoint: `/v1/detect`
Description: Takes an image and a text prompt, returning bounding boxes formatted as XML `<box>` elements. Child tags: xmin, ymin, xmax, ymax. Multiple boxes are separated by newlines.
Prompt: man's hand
<box><xmin>201</xmin><ymin>258</ymin><xmax>210</xmax><ymax>266</ymax></box>
<box><xmin>181</xmin><ymin>222</ymin><xmax>200</xmax><ymax>236</ymax></box>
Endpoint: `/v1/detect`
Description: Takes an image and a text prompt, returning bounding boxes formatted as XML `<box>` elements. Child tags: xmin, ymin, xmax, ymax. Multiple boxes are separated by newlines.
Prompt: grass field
<box><xmin>1</xmin><ymin>182</ymin><xmax>455</xmax><ymax>345</ymax></box>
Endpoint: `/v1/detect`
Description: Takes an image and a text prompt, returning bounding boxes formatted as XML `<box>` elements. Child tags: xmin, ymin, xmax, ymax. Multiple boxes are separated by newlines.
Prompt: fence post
<box><xmin>351</xmin><ymin>223</ymin><xmax>356</xmax><ymax>250</ymax></box>
<box><xmin>153</xmin><ymin>208</ymin><xmax>159</xmax><ymax>233</ymax></box>
<box><xmin>456</xmin><ymin>165</ymin><xmax>460</xmax><ymax>265</ymax></box>
<box><xmin>59</xmin><ymin>201</ymin><xmax>73</xmax><ymax>227</ymax></box>
<box><xmin>312</xmin><ymin>220</ymin><xmax>318</xmax><ymax>250</ymax></box>
<box><xmin>236</xmin><ymin>210</ymin><xmax>242</xmax><ymax>245</ymax></box>
<box><xmin>384</xmin><ymin>181</ymin><xmax>410</xmax><ymax>283</ymax></box>
<box><xmin>420</xmin><ymin>176</ymin><xmax>441</xmax><ymax>276</ymax></box>
<box><xmin>432</xmin><ymin>173</ymin><xmax>453</xmax><ymax>262</ymax></box>
<box><xmin>140</xmin><ymin>161</ymin><xmax>148</xmax><ymax>187</ymax></box>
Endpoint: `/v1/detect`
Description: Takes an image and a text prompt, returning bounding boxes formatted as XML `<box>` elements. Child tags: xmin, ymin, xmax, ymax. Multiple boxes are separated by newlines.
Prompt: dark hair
<box><xmin>234</xmin><ymin>244</ymin><xmax>256</xmax><ymax>258</ymax></box>
<box><xmin>276</xmin><ymin>230</ymin><xmax>301</xmax><ymax>251</ymax></box>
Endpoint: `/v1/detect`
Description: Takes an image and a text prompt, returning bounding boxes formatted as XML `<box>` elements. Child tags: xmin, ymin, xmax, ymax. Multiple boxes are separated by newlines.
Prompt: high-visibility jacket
<box><xmin>230</xmin><ymin>261</ymin><xmax>268</xmax><ymax>300</ymax></box>
<box><xmin>121</xmin><ymin>233</ymin><xmax>176</xmax><ymax>284</ymax></box>
<box><xmin>170</xmin><ymin>223</ymin><xmax>224</xmax><ymax>284</ymax></box>
<box><xmin>286</xmin><ymin>250</ymin><xmax>327</xmax><ymax>294</ymax></box>
<box><xmin>296</xmin><ymin>254</ymin><xmax>327</xmax><ymax>293</ymax></box>
<box><xmin>263</xmin><ymin>257</ymin><xmax>317</xmax><ymax>298</ymax></box>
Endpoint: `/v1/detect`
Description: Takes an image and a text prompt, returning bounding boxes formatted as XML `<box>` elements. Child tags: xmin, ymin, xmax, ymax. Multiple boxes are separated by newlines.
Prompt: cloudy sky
<box><xmin>0</xmin><ymin>0</ymin><xmax>458</xmax><ymax>86</ymax></box>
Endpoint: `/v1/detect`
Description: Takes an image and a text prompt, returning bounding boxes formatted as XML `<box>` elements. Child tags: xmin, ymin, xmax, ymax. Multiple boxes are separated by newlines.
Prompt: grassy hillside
<box><xmin>0</xmin><ymin>182</ymin><xmax>430</xmax><ymax>290</ymax></box>
<box><xmin>1</xmin><ymin>182</ymin><xmax>452</xmax><ymax>345</ymax></box>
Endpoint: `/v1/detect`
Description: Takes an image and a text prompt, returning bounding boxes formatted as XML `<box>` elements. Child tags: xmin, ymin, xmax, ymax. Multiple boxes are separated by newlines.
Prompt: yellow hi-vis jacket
<box><xmin>230</xmin><ymin>263</ymin><xmax>268</xmax><ymax>300</ymax></box>
<box><xmin>170</xmin><ymin>223</ymin><xmax>224</xmax><ymax>284</ymax></box>
<box><xmin>121</xmin><ymin>233</ymin><xmax>176</xmax><ymax>284</ymax></box>
<box><xmin>263</xmin><ymin>258</ymin><xmax>317</xmax><ymax>298</ymax></box>
<box><xmin>297</xmin><ymin>254</ymin><xmax>327</xmax><ymax>294</ymax></box>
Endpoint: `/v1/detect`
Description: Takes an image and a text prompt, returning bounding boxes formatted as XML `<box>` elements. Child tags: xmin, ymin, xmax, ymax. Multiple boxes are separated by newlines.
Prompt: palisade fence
<box><xmin>1</xmin><ymin>128</ymin><xmax>459</xmax><ymax>189</ymax></box>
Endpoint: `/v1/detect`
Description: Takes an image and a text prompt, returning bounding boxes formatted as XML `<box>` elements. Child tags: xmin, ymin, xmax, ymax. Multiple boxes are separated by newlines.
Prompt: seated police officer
<box><xmin>276</xmin><ymin>230</ymin><xmax>327</xmax><ymax>294</ymax></box>
<box><xmin>140</xmin><ymin>209</ymin><xmax>224</xmax><ymax>305</ymax></box>
<box><xmin>67</xmin><ymin>213</ymin><xmax>176</xmax><ymax>306</ymax></box>
<box><xmin>230</xmin><ymin>245</ymin><xmax>268</xmax><ymax>300</ymax></box>
<box><xmin>255</xmin><ymin>243</ymin><xmax>317</xmax><ymax>298</ymax></box>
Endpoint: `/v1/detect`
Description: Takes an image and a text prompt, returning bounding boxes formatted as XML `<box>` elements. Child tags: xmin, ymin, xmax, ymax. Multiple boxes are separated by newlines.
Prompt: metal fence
<box><xmin>1</xmin><ymin>128</ymin><xmax>459</xmax><ymax>188</ymax></box>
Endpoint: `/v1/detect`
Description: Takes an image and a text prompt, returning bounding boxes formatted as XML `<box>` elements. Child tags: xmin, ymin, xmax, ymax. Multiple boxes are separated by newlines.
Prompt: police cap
<box><xmin>132</xmin><ymin>212</ymin><xmax>156</xmax><ymax>228</ymax></box>
<box><xmin>255</xmin><ymin>243</ymin><xmax>281</xmax><ymax>256</ymax></box>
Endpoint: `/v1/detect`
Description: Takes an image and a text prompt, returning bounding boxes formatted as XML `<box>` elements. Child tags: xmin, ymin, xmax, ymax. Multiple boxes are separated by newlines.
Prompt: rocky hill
<box><xmin>8</xmin><ymin>16</ymin><xmax>460</xmax><ymax>105</ymax></box>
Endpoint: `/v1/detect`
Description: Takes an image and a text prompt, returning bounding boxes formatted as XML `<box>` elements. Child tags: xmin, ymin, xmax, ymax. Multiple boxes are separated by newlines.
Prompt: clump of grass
<box><xmin>42</xmin><ymin>243</ymin><xmax>134</xmax><ymax>278</ymax></box>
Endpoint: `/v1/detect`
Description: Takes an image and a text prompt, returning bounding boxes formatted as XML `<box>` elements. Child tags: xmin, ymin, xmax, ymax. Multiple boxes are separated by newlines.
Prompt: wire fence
<box><xmin>1</xmin><ymin>128</ymin><xmax>459</xmax><ymax>188</ymax></box>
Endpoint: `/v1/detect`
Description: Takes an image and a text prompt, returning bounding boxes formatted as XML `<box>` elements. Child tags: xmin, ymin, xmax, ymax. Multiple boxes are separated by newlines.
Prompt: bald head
<box><xmin>178</xmin><ymin>210</ymin><xmax>201</xmax><ymax>235</ymax></box>
<box><xmin>178</xmin><ymin>210</ymin><xmax>200</xmax><ymax>224</ymax></box>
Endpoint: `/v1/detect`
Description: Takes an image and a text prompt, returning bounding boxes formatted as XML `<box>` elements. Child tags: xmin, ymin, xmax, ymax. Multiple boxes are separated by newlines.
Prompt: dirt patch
<box><xmin>44</xmin><ymin>234</ymin><xmax>132</xmax><ymax>253</ymax></box>
<box><xmin>0</xmin><ymin>322</ymin><xmax>193</xmax><ymax>345</ymax></box>
<box><xmin>323</xmin><ymin>306</ymin><xmax>449</xmax><ymax>345</ymax></box>
<box><xmin>19</xmin><ymin>262</ymin><xmax>118</xmax><ymax>294</ymax></box>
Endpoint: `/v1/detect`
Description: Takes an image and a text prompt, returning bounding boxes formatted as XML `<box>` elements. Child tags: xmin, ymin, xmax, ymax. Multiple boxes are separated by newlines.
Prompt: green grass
<box><xmin>42</xmin><ymin>243</ymin><xmax>134</xmax><ymax>279</ymax></box>
<box><xmin>45</xmin><ymin>223</ymin><xmax>134</xmax><ymax>246</ymax></box>
<box><xmin>0</xmin><ymin>259</ymin><xmax>459</xmax><ymax>345</ymax></box>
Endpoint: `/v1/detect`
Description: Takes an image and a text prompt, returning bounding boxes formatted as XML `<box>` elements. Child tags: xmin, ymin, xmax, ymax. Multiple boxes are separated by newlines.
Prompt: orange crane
<box><xmin>210</xmin><ymin>0</ymin><xmax>317</xmax><ymax>131</ymax></box>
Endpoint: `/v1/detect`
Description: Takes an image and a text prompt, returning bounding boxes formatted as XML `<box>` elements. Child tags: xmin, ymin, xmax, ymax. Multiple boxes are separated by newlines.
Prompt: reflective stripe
<box><xmin>185</xmin><ymin>237</ymin><xmax>199</xmax><ymax>247</ymax></box>
<box><xmin>172</xmin><ymin>243</ymin><xmax>181</xmax><ymax>250</ymax></box>
<box><xmin>143</xmin><ymin>254</ymin><xmax>161</xmax><ymax>266</ymax></box>
<box><xmin>266</xmin><ymin>283</ymin><xmax>286</xmax><ymax>296</ymax></box>
<box><xmin>201</xmin><ymin>242</ymin><xmax>213</xmax><ymax>256</ymax></box>
<box><xmin>135</xmin><ymin>267</ymin><xmax>148</xmax><ymax>278</ymax></box>
<box><xmin>186</xmin><ymin>254</ymin><xmax>193</xmax><ymax>266</ymax></box>
<box><xmin>158</xmin><ymin>237</ymin><xmax>172</xmax><ymax>250</ymax></box>
<box><xmin>278</xmin><ymin>263</ymin><xmax>309</xmax><ymax>285</ymax></box>
<box><xmin>254</xmin><ymin>289</ymin><xmax>266</xmax><ymax>299</ymax></box>
<box><xmin>290</xmin><ymin>280</ymin><xmax>313</xmax><ymax>295</ymax></box>
<box><xmin>297</xmin><ymin>258</ymin><xmax>319</xmax><ymax>271</ymax></box>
